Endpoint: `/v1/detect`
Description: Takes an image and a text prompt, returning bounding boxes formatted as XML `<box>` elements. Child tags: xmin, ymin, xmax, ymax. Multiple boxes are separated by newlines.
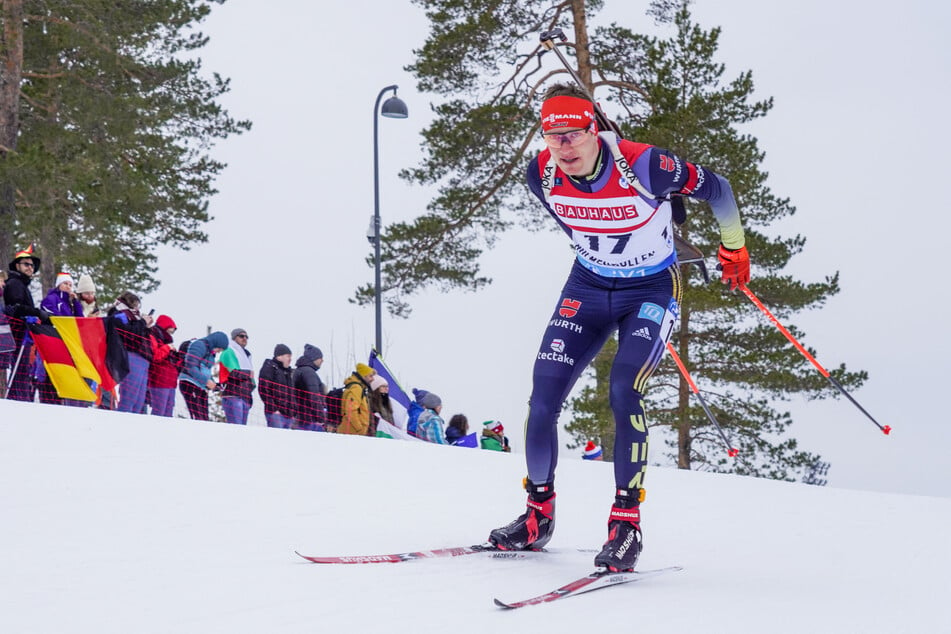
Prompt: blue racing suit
<box><xmin>524</xmin><ymin>135</ymin><xmax>744</xmax><ymax>490</ymax></box>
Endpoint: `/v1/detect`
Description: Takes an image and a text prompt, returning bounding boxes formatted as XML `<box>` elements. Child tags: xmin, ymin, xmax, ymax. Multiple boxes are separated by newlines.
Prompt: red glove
<box><xmin>717</xmin><ymin>244</ymin><xmax>750</xmax><ymax>290</ymax></box>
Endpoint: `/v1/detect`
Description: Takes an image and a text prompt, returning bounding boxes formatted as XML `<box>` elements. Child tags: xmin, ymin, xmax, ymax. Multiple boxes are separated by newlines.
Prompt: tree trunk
<box><xmin>569</xmin><ymin>0</ymin><xmax>593</xmax><ymax>90</ymax></box>
<box><xmin>0</xmin><ymin>0</ymin><xmax>24</xmax><ymax>262</ymax></box>
<box><xmin>676</xmin><ymin>303</ymin><xmax>692</xmax><ymax>469</ymax></box>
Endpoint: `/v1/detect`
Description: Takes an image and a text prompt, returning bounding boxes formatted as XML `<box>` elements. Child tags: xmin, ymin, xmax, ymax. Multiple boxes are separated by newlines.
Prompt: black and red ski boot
<box><xmin>488</xmin><ymin>480</ymin><xmax>555</xmax><ymax>551</ymax></box>
<box><xmin>593</xmin><ymin>487</ymin><xmax>643</xmax><ymax>572</ymax></box>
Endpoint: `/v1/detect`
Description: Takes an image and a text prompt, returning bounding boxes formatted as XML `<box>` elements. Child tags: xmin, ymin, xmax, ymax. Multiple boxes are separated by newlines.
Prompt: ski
<box><xmin>295</xmin><ymin>543</ymin><xmax>540</xmax><ymax>564</ymax></box>
<box><xmin>494</xmin><ymin>565</ymin><xmax>684</xmax><ymax>609</ymax></box>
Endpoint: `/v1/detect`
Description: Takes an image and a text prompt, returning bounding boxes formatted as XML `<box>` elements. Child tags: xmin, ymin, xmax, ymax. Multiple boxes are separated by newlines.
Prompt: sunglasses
<box><xmin>236</xmin><ymin>334</ymin><xmax>248</xmax><ymax>339</ymax></box>
<box><xmin>18</xmin><ymin>260</ymin><xmax>35</xmax><ymax>268</ymax></box>
<box><xmin>541</xmin><ymin>125</ymin><xmax>594</xmax><ymax>148</ymax></box>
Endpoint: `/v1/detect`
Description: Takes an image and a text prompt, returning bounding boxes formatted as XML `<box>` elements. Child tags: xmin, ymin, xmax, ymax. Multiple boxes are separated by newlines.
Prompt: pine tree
<box><xmin>0</xmin><ymin>1</ymin><xmax>249</xmax><ymax>295</ymax></box>
<box><xmin>564</xmin><ymin>2</ymin><xmax>865</xmax><ymax>480</ymax></box>
<box><xmin>403</xmin><ymin>0</ymin><xmax>867</xmax><ymax>481</ymax></box>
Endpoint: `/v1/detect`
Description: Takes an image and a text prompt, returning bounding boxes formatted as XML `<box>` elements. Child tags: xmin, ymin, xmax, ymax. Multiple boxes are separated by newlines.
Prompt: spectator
<box><xmin>480</xmin><ymin>420</ymin><xmax>511</xmax><ymax>452</ymax></box>
<box><xmin>36</xmin><ymin>272</ymin><xmax>87</xmax><ymax>406</ymax></box>
<box><xmin>76</xmin><ymin>274</ymin><xmax>100</xmax><ymax>317</ymax></box>
<box><xmin>4</xmin><ymin>245</ymin><xmax>44</xmax><ymax>402</ymax></box>
<box><xmin>218</xmin><ymin>328</ymin><xmax>256</xmax><ymax>425</ymax></box>
<box><xmin>178</xmin><ymin>330</ymin><xmax>228</xmax><ymax>421</ymax></box>
<box><xmin>416</xmin><ymin>391</ymin><xmax>448</xmax><ymax>445</ymax></box>
<box><xmin>292</xmin><ymin>344</ymin><xmax>328</xmax><ymax>431</ymax></box>
<box><xmin>367</xmin><ymin>374</ymin><xmax>393</xmax><ymax>435</ymax></box>
<box><xmin>107</xmin><ymin>292</ymin><xmax>154</xmax><ymax>414</ymax></box>
<box><xmin>147</xmin><ymin>315</ymin><xmax>180</xmax><ymax>417</ymax></box>
<box><xmin>446</xmin><ymin>413</ymin><xmax>470</xmax><ymax>446</ymax></box>
<box><xmin>582</xmin><ymin>441</ymin><xmax>604</xmax><ymax>461</ymax></box>
<box><xmin>40</xmin><ymin>272</ymin><xmax>83</xmax><ymax>317</ymax></box>
<box><xmin>259</xmin><ymin>343</ymin><xmax>295</xmax><ymax>429</ymax></box>
<box><xmin>0</xmin><ymin>270</ymin><xmax>11</xmax><ymax>398</ymax></box>
<box><xmin>338</xmin><ymin>362</ymin><xmax>374</xmax><ymax>436</ymax></box>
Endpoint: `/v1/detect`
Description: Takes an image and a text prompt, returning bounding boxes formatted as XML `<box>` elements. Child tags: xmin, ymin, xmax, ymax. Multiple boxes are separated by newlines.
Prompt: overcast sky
<box><xmin>145</xmin><ymin>0</ymin><xmax>950</xmax><ymax>498</ymax></box>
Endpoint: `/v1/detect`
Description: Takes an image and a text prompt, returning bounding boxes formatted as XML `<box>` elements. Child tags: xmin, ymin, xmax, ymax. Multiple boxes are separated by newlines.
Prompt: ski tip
<box><xmin>493</xmin><ymin>598</ymin><xmax>515</xmax><ymax>610</ymax></box>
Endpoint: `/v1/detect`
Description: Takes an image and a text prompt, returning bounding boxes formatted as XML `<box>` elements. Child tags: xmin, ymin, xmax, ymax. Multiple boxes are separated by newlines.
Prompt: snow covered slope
<box><xmin>1</xmin><ymin>399</ymin><xmax>948</xmax><ymax>633</ymax></box>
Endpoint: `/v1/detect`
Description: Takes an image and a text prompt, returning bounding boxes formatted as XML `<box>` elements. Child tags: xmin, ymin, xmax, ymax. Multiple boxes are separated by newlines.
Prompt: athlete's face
<box><xmin>544</xmin><ymin>126</ymin><xmax>600</xmax><ymax>177</ymax></box>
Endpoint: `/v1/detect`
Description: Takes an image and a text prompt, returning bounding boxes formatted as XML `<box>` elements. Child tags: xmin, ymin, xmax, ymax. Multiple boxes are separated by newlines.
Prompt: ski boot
<box><xmin>594</xmin><ymin>487</ymin><xmax>644</xmax><ymax>572</ymax></box>
<box><xmin>488</xmin><ymin>480</ymin><xmax>555</xmax><ymax>551</ymax></box>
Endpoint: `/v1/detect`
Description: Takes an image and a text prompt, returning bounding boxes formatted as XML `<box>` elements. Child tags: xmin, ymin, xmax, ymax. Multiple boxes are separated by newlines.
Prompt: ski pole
<box><xmin>739</xmin><ymin>285</ymin><xmax>891</xmax><ymax>435</ymax></box>
<box><xmin>4</xmin><ymin>320</ymin><xmax>32</xmax><ymax>399</ymax></box>
<box><xmin>539</xmin><ymin>28</ymin><xmax>621</xmax><ymax>137</ymax></box>
<box><xmin>665</xmin><ymin>342</ymin><xmax>738</xmax><ymax>457</ymax></box>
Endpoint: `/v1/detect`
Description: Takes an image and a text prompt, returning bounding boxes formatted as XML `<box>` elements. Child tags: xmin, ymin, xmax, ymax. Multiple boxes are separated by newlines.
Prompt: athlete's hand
<box><xmin>717</xmin><ymin>244</ymin><xmax>750</xmax><ymax>290</ymax></box>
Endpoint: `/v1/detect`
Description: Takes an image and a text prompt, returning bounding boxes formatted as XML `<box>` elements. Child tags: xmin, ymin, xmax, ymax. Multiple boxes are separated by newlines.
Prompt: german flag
<box><xmin>29</xmin><ymin>322</ymin><xmax>96</xmax><ymax>401</ymax></box>
<box><xmin>50</xmin><ymin>316</ymin><xmax>120</xmax><ymax>392</ymax></box>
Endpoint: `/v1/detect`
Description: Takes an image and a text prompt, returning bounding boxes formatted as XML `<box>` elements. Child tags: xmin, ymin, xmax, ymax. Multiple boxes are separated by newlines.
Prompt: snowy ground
<box><xmin>2</xmin><ymin>399</ymin><xmax>949</xmax><ymax>633</ymax></box>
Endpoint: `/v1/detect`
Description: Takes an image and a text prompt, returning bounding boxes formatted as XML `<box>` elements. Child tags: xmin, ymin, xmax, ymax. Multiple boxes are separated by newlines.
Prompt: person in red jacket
<box><xmin>147</xmin><ymin>314</ymin><xmax>180</xmax><ymax>417</ymax></box>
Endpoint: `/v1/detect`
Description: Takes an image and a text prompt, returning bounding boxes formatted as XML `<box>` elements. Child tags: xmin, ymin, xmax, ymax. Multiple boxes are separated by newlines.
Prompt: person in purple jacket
<box><xmin>35</xmin><ymin>272</ymin><xmax>84</xmax><ymax>403</ymax></box>
<box><xmin>40</xmin><ymin>272</ymin><xmax>83</xmax><ymax>317</ymax></box>
<box><xmin>488</xmin><ymin>84</ymin><xmax>750</xmax><ymax>573</ymax></box>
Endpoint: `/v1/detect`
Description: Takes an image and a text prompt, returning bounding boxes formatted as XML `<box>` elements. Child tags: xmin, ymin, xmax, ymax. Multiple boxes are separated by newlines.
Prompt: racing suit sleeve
<box><xmin>636</xmin><ymin>147</ymin><xmax>746</xmax><ymax>250</ymax></box>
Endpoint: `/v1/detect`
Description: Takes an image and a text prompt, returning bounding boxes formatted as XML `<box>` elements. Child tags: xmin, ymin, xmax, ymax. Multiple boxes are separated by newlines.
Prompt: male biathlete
<box><xmin>488</xmin><ymin>83</ymin><xmax>750</xmax><ymax>572</ymax></box>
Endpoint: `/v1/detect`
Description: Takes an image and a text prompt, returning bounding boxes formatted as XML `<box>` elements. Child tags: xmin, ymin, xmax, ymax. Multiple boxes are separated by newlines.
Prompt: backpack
<box><xmin>406</xmin><ymin>401</ymin><xmax>424</xmax><ymax>437</ymax></box>
<box><xmin>174</xmin><ymin>338</ymin><xmax>196</xmax><ymax>372</ymax></box>
<box><xmin>325</xmin><ymin>386</ymin><xmax>346</xmax><ymax>423</ymax></box>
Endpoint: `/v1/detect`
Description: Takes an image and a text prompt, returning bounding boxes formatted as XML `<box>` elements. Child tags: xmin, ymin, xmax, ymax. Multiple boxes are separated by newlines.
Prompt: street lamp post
<box><xmin>372</xmin><ymin>85</ymin><xmax>408</xmax><ymax>356</ymax></box>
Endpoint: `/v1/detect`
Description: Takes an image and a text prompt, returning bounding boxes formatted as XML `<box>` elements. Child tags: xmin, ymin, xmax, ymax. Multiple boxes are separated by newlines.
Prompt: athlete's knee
<box><xmin>608</xmin><ymin>380</ymin><xmax>645</xmax><ymax>409</ymax></box>
<box><xmin>527</xmin><ymin>395</ymin><xmax>561</xmax><ymax>425</ymax></box>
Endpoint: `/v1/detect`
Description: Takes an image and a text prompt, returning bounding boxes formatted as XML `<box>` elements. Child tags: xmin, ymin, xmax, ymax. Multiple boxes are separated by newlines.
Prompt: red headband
<box><xmin>540</xmin><ymin>95</ymin><xmax>596</xmax><ymax>132</ymax></box>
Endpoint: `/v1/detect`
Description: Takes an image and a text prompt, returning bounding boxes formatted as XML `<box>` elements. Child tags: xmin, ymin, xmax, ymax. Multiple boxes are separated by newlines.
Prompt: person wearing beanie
<box><xmin>107</xmin><ymin>291</ymin><xmax>155</xmax><ymax>414</ymax></box>
<box><xmin>480</xmin><ymin>420</ymin><xmax>511</xmax><ymax>453</ymax></box>
<box><xmin>259</xmin><ymin>344</ymin><xmax>295</xmax><ymax>429</ymax></box>
<box><xmin>34</xmin><ymin>271</ymin><xmax>84</xmax><ymax>404</ymax></box>
<box><xmin>4</xmin><ymin>245</ymin><xmax>44</xmax><ymax>402</ymax></box>
<box><xmin>582</xmin><ymin>441</ymin><xmax>604</xmax><ymax>461</ymax></box>
<box><xmin>367</xmin><ymin>374</ymin><xmax>393</xmax><ymax>434</ymax></box>
<box><xmin>40</xmin><ymin>272</ymin><xmax>82</xmax><ymax>318</ymax></box>
<box><xmin>219</xmin><ymin>328</ymin><xmax>256</xmax><ymax>425</ymax></box>
<box><xmin>416</xmin><ymin>390</ymin><xmax>448</xmax><ymax>445</ymax></box>
<box><xmin>404</xmin><ymin>388</ymin><xmax>429</xmax><ymax>437</ymax></box>
<box><xmin>489</xmin><ymin>83</ymin><xmax>752</xmax><ymax>573</ymax></box>
<box><xmin>178</xmin><ymin>330</ymin><xmax>229</xmax><ymax>421</ymax></box>
<box><xmin>147</xmin><ymin>315</ymin><xmax>180</xmax><ymax>417</ymax></box>
<box><xmin>292</xmin><ymin>343</ymin><xmax>329</xmax><ymax>432</ymax></box>
<box><xmin>75</xmin><ymin>274</ymin><xmax>99</xmax><ymax>317</ymax></box>
<box><xmin>337</xmin><ymin>362</ymin><xmax>376</xmax><ymax>436</ymax></box>
<box><xmin>35</xmin><ymin>272</ymin><xmax>82</xmax><ymax>404</ymax></box>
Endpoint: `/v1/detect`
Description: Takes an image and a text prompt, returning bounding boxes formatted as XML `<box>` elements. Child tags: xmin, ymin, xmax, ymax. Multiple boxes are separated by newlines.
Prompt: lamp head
<box><xmin>381</xmin><ymin>94</ymin><xmax>408</xmax><ymax>119</ymax></box>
